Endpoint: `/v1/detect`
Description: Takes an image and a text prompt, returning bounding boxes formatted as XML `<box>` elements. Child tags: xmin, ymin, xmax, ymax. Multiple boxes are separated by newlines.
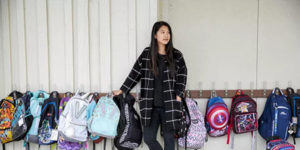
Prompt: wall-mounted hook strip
<box><xmin>7</xmin><ymin>89</ymin><xmax>300</xmax><ymax>101</ymax></box>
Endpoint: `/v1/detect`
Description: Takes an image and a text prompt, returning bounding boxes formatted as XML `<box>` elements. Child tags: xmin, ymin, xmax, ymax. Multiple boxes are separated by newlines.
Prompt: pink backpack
<box><xmin>178</xmin><ymin>98</ymin><xmax>206</xmax><ymax>149</ymax></box>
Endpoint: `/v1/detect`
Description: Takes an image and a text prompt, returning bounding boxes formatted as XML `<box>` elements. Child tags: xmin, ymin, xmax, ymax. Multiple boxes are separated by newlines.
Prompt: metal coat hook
<box><xmin>26</xmin><ymin>84</ymin><xmax>30</xmax><ymax>91</ymax></box>
<box><xmin>186</xmin><ymin>90</ymin><xmax>191</xmax><ymax>98</ymax></box>
<box><xmin>237</xmin><ymin>81</ymin><xmax>242</xmax><ymax>90</ymax></box>
<box><xmin>275</xmin><ymin>81</ymin><xmax>280</xmax><ymax>95</ymax></box>
<box><xmin>263</xmin><ymin>81</ymin><xmax>267</xmax><ymax>96</ymax></box>
<box><xmin>250</xmin><ymin>81</ymin><xmax>254</xmax><ymax>97</ymax></box>
<box><xmin>224</xmin><ymin>82</ymin><xmax>228</xmax><ymax>97</ymax></box>
<box><xmin>93</xmin><ymin>92</ymin><xmax>99</xmax><ymax>100</ymax></box>
<box><xmin>12</xmin><ymin>84</ymin><xmax>16</xmax><ymax>91</ymax></box>
<box><xmin>211</xmin><ymin>90</ymin><xmax>217</xmax><ymax>98</ymax></box>
<box><xmin>288</xmin><ymin>81</ymin><xmax>292</xmax><ymax>88</ymax></box>
<box><xmin>52</xmin><ymin>84</ymin><xmax>57</xmax><ymax>92</ymax></box>
<box><xmin>199</xmin><ymin>82</ymin><xmax>203</xmax><ymax>97</ymax></box>
<box><xmin>211</xmin><ymin>82</ymin><xmax>216</xmax><ymax>98</ymax></box>
<box><xmin>275</xmin><ymin>81</ymin><xmax>279</xmax><ymax>88</ymax></box>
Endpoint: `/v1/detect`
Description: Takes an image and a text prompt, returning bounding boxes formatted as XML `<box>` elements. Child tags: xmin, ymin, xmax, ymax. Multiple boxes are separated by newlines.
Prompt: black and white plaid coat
<box><xmin>120</xmin><ymin>47</ymin><xmax>187</xmax><ymax>130</ymax></box>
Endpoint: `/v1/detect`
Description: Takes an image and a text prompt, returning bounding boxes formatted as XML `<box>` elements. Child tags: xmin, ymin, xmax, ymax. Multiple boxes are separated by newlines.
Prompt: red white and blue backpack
<box><xmin>227</xmin><ymin>90</ymin><xmax>258</xmax><ymax>149</ymax></box>
<box><xmin>266</xmin><ymin>136</ymin><xmax>295</xmax><ymax>150</ymax></box>
<box><xmin>205</xmin><ymin>93</ymin><xmax>229</xmax><ymax>137</ymax></box>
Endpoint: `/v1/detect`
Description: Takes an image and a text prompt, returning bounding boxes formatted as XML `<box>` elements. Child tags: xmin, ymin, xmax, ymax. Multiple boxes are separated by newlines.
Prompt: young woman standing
<box><xmin>113</xmin><ymin>21</ymin><xmax>187</xmax><ymax>150</ymax></box>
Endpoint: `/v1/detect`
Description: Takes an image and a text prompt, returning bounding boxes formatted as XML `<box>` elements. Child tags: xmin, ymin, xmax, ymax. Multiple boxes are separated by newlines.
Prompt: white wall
<box><xmin>1</xmin><ymin>0</ymin><xmax>300</xmax><ymax>150</ymax></box>
<box><xmin>159</xmin><ymin>0</ymin><xmax>300</xmax><ymax>150</ymax></box>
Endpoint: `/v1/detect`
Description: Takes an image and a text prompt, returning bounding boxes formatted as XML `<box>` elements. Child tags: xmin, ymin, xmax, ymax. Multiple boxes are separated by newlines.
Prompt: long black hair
<box><xmin>150</xmin><ymin>21</ymin><xmax>176</xmax><ymax>77</ymax></box>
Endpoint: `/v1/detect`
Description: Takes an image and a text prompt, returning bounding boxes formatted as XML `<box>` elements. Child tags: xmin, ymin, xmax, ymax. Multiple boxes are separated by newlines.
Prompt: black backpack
<box><xmin>38</xmin><ymin>91</ymin><xmax>60</xmax><ymax>145</ymax></box>
<box><xmin>286</xmin><ymin>87</ymin><xmax>300</xmax><ymax>144</ymax></box>
<box><xmin>11</xmin><ymin>91</ymin><xmax>33</xmax><ymax>141</ymax></box>
<box><xmin>113</xmin><ymin>94</ymin><xmax>142</xmax><ymax>150</ymax></box>
<box><xmin>175</xmin><ymin>98</ymin><xmax>190</xmax><ymax>139</ymax></box>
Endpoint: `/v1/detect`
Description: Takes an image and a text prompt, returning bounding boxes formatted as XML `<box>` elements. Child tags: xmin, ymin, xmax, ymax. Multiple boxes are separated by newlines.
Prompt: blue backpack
<box><xmin>205</xmin><ymin>96</ymin><xmax>229</xmax><ymax>137</ymax></box>
<box><xmin>286</xmin><ymin>87</ymin><xmax>300</xmax><ymax>144</ymax></box>
<box><xmin>87</xmin><ymin>96</ymin><xmax>120</xmax><ymax>139</ymax></box>
<box><xmin>11</xmin><ymin>91</ymin><xmax>33</xmax><ymax>141</ymax></box>
<box><xmin>25</xmin><ymin>90</ymin><xmax>49</xmax><ymax>144</ymax></box>
<box><xmin>38</xmin><ymin>91</ymin><xmax>60</xmax><ymax>145</ymax></box>
<box><xmin>259</xmin><ymin>88</ymin><xmax>291</xmax><ymax>141</ymax></box>
<box><xmin>266</xmin><ymin>136</ymin><xmax>295</xmax><ymax>150</ymax></box>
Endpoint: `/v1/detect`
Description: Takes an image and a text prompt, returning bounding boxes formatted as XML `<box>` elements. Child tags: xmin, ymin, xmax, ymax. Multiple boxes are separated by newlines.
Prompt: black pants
<box><xmin>143</xmin><ymin>107</ymin><xmax>175</xmax><ymax>150</ymax></box>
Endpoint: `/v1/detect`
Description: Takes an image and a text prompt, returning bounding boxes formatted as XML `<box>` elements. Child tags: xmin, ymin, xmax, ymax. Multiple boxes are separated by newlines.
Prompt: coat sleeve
<box><xmin>120</xmin><ymin>52</ymin><xmax>143</xmax><ymax>94</ymax></box>
<box><xmin>175</xmin><ymin>52</ymin><xmax>187</xmax><ymax>99</ymax></box>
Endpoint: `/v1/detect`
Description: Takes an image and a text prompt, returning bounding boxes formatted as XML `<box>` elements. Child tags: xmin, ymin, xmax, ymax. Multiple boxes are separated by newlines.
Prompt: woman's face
<box><xmin>155</xmin><ymin>25</ymin><xmax>170</xmax><ymax>46</ymax></box>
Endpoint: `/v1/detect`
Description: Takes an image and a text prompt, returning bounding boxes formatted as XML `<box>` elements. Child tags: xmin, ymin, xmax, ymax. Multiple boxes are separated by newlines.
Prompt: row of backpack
<box><xmin>0</xmin><ymin>90</ymin><xmax>143</xmax><ymax>150</ymax></box>
<box><xmin>179</xmin><ymin>87</ymin><xmax>298</xmax><ymax>150</ymax></box>
<box><xmin>1</xmin><ymin>88</ymin><xmax>299</xmax><ymax>150</ymax></box>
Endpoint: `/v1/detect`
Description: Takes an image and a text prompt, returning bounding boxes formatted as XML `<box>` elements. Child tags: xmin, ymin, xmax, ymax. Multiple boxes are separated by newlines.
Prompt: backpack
<box><xmin>175</xmin><ymin>99</ymin><xmax>190</xmax><ymax>139</ymax></box>
<box><xmin>0</xmin><ymin>91</ymin><xmax>23</xmax><ymax>144</ymax></box>
<box><xmin>11</xmin><ymin>91</ymin><xmax>33</xmax><ymax>141</ymax></box>
<box><xmin>38</xmin><ymin>91</ymin><xmax>60</xmax><ymax>145</ymax></box>
<box><xmin>58</xmin><ymin>92</ymin><xmax>83</xmax><ymax>150</ymax></box>
<box><xmin>227</xmin><ymin>90</ymin><xmax>258</xmax><ymax>145</ymax></box>
<box><xmin>113</xmin><ymin>94</ymin><xmax>142</xmax><ymax>150</ymax></box>
<box><xmin>58</xmin><ymin>90</ymin><xmax>90</xmax><ymax>142</ymax></box>
<box><xmin>259</xmin><ymin>88</ymin><xmax>291</xmax><ymax>141</ymax></box>
<box><xmin>25</xmin><ymin>90</ymin><xmax>50</xmax><ymax>144</ymax></box>
<box><xmin>87</xmin><ymin>96</ymin><xmax>120</xmax><ymax>139</ymax></box>
<box><xmin>266</xmin><ymin>136</ymin><xmax>295</xmax><ymax>150</ymax></box>
<box><xmin>86</xmin><ymin>93</ymin><xmax>105</xmax><ymax>149</ymax></box>
<box><xmin>178</xmin><ymin>97</ymin><xmax>206</xmax><ymax>149</ymax></box>
<box><xmin>286</xmin><ymin>87</ymin><xmax>300</xmax><ymax>143</ymax></box>
<box><xmin>205</xmin><ymin>96</ymin><xmax>229</xmax><ymax>137</ymax></box>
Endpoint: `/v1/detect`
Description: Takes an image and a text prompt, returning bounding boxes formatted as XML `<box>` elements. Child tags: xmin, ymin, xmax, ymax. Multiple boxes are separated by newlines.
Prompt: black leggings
<box><xmin>143</xmin><ymin>107</ymin><xmax>175</xmax><ymax>150</ymax></box>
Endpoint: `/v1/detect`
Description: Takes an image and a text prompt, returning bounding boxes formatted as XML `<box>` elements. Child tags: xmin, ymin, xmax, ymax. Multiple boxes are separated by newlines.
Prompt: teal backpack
<box><xmin>87</xmin><ymin>96</ymin><xmax>120</xmax><ymax>139</ymax></box>
<box><xmin>11</xmin><ymin>91</ymin><xmax>33</xmax><ymax>141</ymax></box>
<box><xmin>25</xmin><ymin>90</ymin><xmax>49</xmax><ymax>144</ymax></box>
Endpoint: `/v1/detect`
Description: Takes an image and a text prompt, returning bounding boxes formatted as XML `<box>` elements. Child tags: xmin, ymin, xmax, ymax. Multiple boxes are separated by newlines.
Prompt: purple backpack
<box><xmin>58</xmin><ymin>95</ymin><xmax>83</xmax><ymax>150</ymax></box>
<box><xmin>178</xmin><ymin>98</ymin><xmax>206</xmax><ymax>149</ymax></box>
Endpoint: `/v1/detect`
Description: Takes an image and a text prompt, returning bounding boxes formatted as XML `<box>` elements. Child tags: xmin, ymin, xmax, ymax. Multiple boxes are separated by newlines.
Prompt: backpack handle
<box><xmin>272</xmin><ymin>88</ymin><xmax>284</xmax><ymax>96</ymax></box>
<box><xmin>64</xmin><ymin>92</ymin><xmax>73</xmax><ymax>98</ymax></box>
<box><xmin>236</xmin><ymin>89</ymin><xmax>243</xmax><ymax>95</ymax></box>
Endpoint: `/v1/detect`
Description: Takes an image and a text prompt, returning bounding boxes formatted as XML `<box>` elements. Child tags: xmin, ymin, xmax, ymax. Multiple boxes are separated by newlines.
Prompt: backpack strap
<box><xmin>227</xmin><ymin>93</ymin><xmax>237</xmax><ymax>145</ymax></box>
<box><xmin>287</xmin><ymin>87</ymin><xmax>295</xmax><ymax>95</ymax></box>
<box><xmin>8</xmin><ymin>90</ymin><xmax>23</xmax><ymax>100</ymax></box>
<box><xmin>272</xmin><ymin>88</ymin><xmax>284</xmax><ymax>96</ymax></box>
<box><xmin>103</xmin><ymin>138</ymin><xmax>106</xmax><ymax>150</ymax></box>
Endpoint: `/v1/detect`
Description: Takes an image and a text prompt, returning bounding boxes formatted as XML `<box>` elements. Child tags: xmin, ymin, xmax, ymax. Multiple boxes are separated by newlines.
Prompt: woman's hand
<box><xmin>176</xmin><ymin>95</ymin><xmax>182</xmax><ymax>102</ymax></box>
<box><xmin>113</xmin><ymin>90</ymin><xmax>123</xmax><ymax>96</ymax></box>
